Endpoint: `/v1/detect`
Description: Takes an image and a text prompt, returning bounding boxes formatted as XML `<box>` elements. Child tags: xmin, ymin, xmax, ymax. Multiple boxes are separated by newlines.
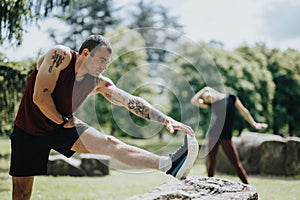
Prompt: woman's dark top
<box><xmin>208</xmin><ymin>93</ymin><xmax>237</xmax><ymax>140</ymax></box>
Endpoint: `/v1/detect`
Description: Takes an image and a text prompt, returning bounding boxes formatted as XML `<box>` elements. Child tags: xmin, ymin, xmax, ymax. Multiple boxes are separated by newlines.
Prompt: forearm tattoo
<box><xmin>48</xmin><ymin>50</ymin><xmax>65</xmax><ymax>72</ymax></box>
<box><xmin>103</xmin><ymin>90</ymin><xmax>166</xmax><ymax>123</ymax></box>
<box><xmin>128</xmin><ymin>97</ymin><xmax>166</xmax><ymax>123</ymax></box>
<box><xmin>128</xmin><ymin>98</ymin><xmax>150</xmax><ymax>120</ymax></box>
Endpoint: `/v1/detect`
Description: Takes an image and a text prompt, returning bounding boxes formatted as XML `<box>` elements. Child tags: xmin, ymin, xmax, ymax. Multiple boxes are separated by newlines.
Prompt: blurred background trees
<box><xmin>1</xmin><ymin>0</ymin><xmax>299</xmax><ymax>137</ymax></box>
<box><xmin>267</xmin><ymin>48</ymin><xmax>300</xmax><ymax>136</ymax></box>
<box><xmin>0</xmin><ymin>0</ymin><xmax>71</xmax><ymax>45</ymax></box>
<box><xmin>48</xmin><ymin>0</ymin><xmax>120</xmax><ymax>50</ymax></box>
<box><xmin>0</xmin><ymin>56</ymin><xmax>34</xmax><ymax>135</ymax></box>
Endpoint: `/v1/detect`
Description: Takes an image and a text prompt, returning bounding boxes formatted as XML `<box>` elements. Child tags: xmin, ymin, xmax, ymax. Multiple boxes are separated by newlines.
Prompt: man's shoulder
<box><xmin>50</xmin><ymin>45</ymin><xmax>73</xmax><ymax>58</ymax></box>
<box><xmin>52</xmin><ymin>44</ymin><xmax>71</xmax><ymax>50</ymax></box>
<box><xmin>36</xmin><ymin>45</ymin><xmax>74</xmax><ymax>71</ymax></box>
<box><xmin>46</xmin><ymin>45</ymin><xmax>73</xmax><ymax>66</ymax></box>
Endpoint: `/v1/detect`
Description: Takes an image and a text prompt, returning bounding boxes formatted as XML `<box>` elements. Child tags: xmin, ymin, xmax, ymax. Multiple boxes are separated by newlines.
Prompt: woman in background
<box><xmin>191</xmin><ymin>87</ymin><xmax>268</xmax><ymax>184</ymax></box>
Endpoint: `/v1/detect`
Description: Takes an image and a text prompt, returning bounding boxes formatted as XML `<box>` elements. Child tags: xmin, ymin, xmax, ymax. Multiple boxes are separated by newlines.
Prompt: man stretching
<box><xmin>9</xmin><ymin>35</ymin><xmax>199</xmax><ymax>200</ymax></box>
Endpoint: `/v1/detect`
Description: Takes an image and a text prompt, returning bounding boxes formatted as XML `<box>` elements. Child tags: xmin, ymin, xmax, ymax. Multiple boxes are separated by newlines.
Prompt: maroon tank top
<box><xmin>14</xmin><ymin>50</ymin><xmax>98</xmax><ymax>136</ymax></box>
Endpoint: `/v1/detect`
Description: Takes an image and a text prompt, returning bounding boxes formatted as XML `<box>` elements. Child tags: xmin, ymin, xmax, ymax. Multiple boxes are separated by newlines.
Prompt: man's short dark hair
<box><xmin>78</xmin><ymin>35</ymin><xmax>112</xmax><ymax>55</ymax></box>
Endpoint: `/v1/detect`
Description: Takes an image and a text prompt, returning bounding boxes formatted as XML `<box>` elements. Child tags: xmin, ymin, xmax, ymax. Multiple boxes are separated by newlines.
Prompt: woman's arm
<box><xmin>190</xmin><ymin>87</ymin><xmax>211</xmax><ymax>108</ymax></box>
<box><xmin>235</xmin><ymin>97</ymin><xmax>268</xmax><ymax>130</ymax></box>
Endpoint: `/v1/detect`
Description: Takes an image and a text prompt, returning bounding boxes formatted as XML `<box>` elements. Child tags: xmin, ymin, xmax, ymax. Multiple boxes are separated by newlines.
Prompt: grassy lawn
<box><xmin>1</xmin><ymin>137</ymin><xmax>300</xmax><ymax>199</ymax></box>
<box><xmin>0</xmin><ymin>138</ymin><xmax>10</xmax><ymax>155</ymax></box>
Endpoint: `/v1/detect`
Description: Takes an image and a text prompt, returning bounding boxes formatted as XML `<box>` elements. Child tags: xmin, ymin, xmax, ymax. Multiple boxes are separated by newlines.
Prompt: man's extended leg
<box><xmin>12</xmin><ymin>176</ymin><xmax>34</xmax><ymax>200</ymax></box>
<box><xmin>71</xmin><ymin>127</ymin><xmax>161</xmax><ymax>169</ymax></box>
<box><xmin>71</xmin><ymin>127</ymin><xmax>198</xmax><ymax>178</ymax></box>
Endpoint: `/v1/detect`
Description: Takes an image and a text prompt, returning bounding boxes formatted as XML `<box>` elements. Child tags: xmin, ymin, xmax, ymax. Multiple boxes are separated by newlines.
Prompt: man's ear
<box><xmin>82</xmin><ymin>48</ymin><xmax>90</xmax><ymax>57</ymax></box>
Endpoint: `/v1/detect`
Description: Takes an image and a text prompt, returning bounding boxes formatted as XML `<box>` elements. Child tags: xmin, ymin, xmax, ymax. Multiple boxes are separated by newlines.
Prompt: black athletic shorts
<box><xmin>9</xmin><ymin>124</ymin><xmax>89</xmax><ymax>177</ymax></box>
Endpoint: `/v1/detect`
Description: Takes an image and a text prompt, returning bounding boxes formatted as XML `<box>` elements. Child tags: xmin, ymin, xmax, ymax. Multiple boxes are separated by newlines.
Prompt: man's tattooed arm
<box><xmin>97</xmin><ymin>76</ymin><xmax>195</xmax><ymax>135</ymax></box>
<box><xmin>127</xmin><ymin>97</ymin><xmax>166</xmax><ymax>123</ymax></box>
<box><xmin>97</xmin><ymin>77</ymin><xmax>166</xmax><ymax>124</ymax></box>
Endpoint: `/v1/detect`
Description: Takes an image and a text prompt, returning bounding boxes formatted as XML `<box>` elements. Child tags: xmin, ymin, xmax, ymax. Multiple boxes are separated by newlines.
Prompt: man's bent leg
<box><xmin>12</xmin><ymin>176</ymin><xmax>34</xmax><ymax>200</ymax></box>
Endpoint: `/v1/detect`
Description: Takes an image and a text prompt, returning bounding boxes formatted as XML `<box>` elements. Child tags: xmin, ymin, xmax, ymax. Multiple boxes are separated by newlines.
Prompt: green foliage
<box><xmin>231</xmin><ymin>46</ymin><xmax>274</xmax><ymax>133</ymax></box>
<box><xmin>0</xmin><ymin>59</ymin><xmax>34</xmax><ymax>135</ymax></box>
<box><xmin>50</xmin><ymin>0</ymin><xmax>120</xmax><ymax>50</ymax></box>
<box><xmin>0</xmin><ymin>0</ymin><xmax>71</xmax><ymax>45</ymax></box>
<box><xmin>0</xmin><ymin>0</ymin><xmax>31</xmax><ymax>45</ymax></box>
<box><xmin>267</xmin><ymin>48</ymin><xmax>300</xmax><ymax>136</ymax></box>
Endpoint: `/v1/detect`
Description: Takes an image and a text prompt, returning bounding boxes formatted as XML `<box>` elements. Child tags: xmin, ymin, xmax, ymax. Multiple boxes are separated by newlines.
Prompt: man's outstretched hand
<box><xmin>164</xmin><ymin>117</ymin><xmax>195</xmax><ymax>136</ymax></box>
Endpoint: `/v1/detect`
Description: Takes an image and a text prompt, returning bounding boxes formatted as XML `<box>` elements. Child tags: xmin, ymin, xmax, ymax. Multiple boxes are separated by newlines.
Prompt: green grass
<box><xmin>0</xmin><ymin>138</ymin><xmax>10</xmax><ymax>156</ymax></box>
<box><xmin>1</xmin><ymin>137</ymin><xmax>300</xmax><ymax>199</ymax></box>
<box><xmin>1</xmin><ymin>162</ymin><xmax>300</xmax><ymax>200</ymax></box>
<box><xmin>0</xmin><ymin>170</ymin><xmax>171</xmax><ymax>199</ymax></box>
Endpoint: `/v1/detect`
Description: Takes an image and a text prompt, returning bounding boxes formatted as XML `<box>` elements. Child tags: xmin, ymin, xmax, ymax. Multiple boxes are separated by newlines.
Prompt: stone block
<box><xmin>126</xmin><ymin>176</ymin><xmax>258</xmax><ymax>200</ymax></box>
<box><xmin>215</xmin><ymin>132</ymin><xmax>300</xmax><ymax>176</ymax></box>
<box><xmin>47</xmin><ymin>154</ymin><xmax>85</xmax><ymax>176</ymax></box>
<box><xmin>286</xmin><ymin>137</ymin><xmax>300</xmax><ymax>175</ymax></box>
<box><xmin>47</xmin><ymin>153</ymin><xmax>111</xmax><ymax>177</ymax></box>
<box><xmin>79</xmin><ymin>154</ymin><xmax>110</xmax><ymax>176</ymax></box>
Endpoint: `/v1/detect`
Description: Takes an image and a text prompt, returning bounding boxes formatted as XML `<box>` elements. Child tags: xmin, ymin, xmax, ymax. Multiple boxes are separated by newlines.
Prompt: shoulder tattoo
<box><xmin>48</xmin><ymin>50</ymin><xmax>66</xmax><ymax>73</ymax></box>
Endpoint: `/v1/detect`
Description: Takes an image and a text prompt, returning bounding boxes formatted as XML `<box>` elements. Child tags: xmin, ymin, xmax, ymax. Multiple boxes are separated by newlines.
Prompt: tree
<box><xmin>127</xmin><ymin>0</ymin><xmax>183</xmax><ymax>62</ymax></box>
<box><xmin>0</xmin><ymin>59</ymin><xmax>34</xmax><ymax>135</ymax></box>
<box><xmin>49</xmin><ymin>0</ymin><xmax>120</xmax><ymax>50</ymax></box>
<box><xmin>268</xmin><ymin>48</ymin><xmax>300</xmax><ymax>136</ymax></box>
<box><xmin>0</xmin><ymin>0</ymin><xmax>71</xmax><ymax>45</ymax></box>
<box><xmin>231</xmin><ymin>46</ymin><xmax>274</xmax><ymax>134</ymax></box>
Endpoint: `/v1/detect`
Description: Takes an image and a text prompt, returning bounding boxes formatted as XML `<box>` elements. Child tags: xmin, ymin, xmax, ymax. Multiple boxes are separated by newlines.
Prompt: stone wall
<box><xmin>47</xmin><ymin>153</ymin><xmax>111</xmax><ymax>176</ymax></box>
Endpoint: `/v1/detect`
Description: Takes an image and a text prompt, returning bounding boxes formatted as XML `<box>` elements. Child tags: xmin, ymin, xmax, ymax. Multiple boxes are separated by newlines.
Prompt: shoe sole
<box><xmin>175</xmin><ymin>135</ymin><xmax>199</xmax><ymax>179</ymax></box>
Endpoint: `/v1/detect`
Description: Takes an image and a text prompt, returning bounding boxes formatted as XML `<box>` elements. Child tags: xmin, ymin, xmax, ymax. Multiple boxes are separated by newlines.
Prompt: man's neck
<box><xmin>75</xmin><ymin>53</ymin><xmax>86</xmax><ymax>81</ymax></box>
